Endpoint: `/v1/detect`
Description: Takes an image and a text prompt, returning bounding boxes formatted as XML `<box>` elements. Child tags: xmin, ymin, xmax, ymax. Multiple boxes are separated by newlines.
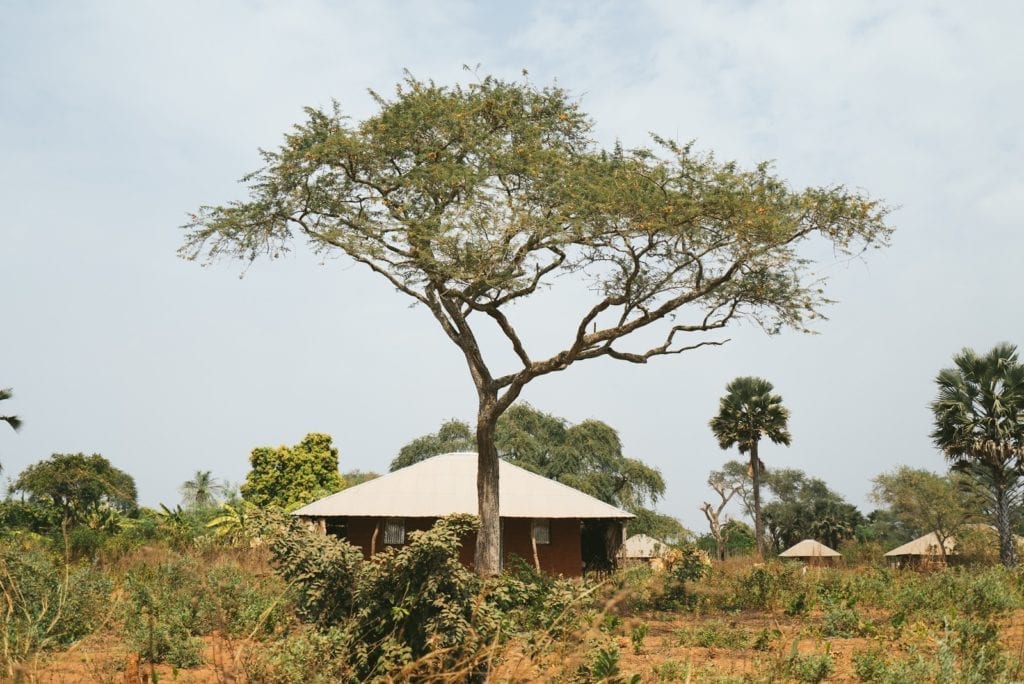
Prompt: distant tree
<box><xmin>870</xmin><ymin>466</ymin><xmax>979</xmax><ymax>563</ymax></box>
<box><xmin>930</xmin><ymin>343</ymin><xmax>1024</xmax><ymax>567</ymax></box>
<box><xmin>628</xmin><ymin>508</ymin><xmax>688</xmax><ymax>543</ymax></box>
<box><xmin>856</xmin><ymin>509</ymin><xmax>913</xmax><ymax>549</ymax></box>
<box><xmin>179</xmin><ymin>470</ymin><xmax>226</xmax><ymax>510</ymax></box>
<box><xmin>206</xmin><ymin>502</ymin><xmax>257</xmax><ymax>546</ymax></box>
<box><xmin>241</xmin><ymin>433</ymin><xmax>345</xmax><ymax>511</ymax></box>
<box><xmin>700</xmin><ymin>462</ymin><xmax>749</xmax><ymax>560</ymax></box>
<box><xmin>710</xmin><ymin>377</ymin><xmax>792</xmax><ymax>557</ymax></box>
<box><xmin>341</xmin><ymin>470</ymin><xmax>381</xmax><ymax>487</ymax></box>
<box><xmin>761</xmin><ymin>468</ymin><xmax>862</xmax><ymax>551</ymax></box>
<box><xmin>394</xmin><ymin>404</ymin><xmax>670</xmax><ymax>520</ymax></box>
<box><xmin>182</xmin><ymin>73</ymin><xmax>891</xmax><ymax>574</ymax></box>
<box><xmin>390</xmin><ymin>420</ymin><xmax>474</xmax><ymax>471</ymax></box>
<box><xmin>11</xmin><ymin>453</ymin><xmax>137</xmax><ymax>555</ymax></box>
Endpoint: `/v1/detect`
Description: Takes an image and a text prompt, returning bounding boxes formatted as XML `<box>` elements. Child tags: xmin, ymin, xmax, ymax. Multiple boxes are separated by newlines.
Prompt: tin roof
<box><xmin>292</xmin><ymin>452</ymin><xmax>634</xmax><ymax>519</ymax></box>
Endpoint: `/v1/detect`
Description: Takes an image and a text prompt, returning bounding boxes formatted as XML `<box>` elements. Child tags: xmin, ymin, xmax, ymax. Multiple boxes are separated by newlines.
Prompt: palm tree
<box><xmin>710</xmin><ymin>376</ymin><xmax>792</xmax><ymax>558</ymax></box>
<box><xmin>1</xmin><ymin>387</ymin><xmax>21</xmax><ymax>433</ymax></box>
<box><xmin>931</xmin><ymin>343</ymin><xmax>1024</xmax><ymax>568</ymax></box>
<box><xmin>179</xmin><ymin>470</ymin><xmax>225</xmax><ymax>510</ymax></box>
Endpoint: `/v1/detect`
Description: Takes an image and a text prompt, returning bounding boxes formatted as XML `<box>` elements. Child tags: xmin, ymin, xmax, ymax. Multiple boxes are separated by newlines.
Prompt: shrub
<box><xmin>122</xmin><ymin>557</ymin><xmax>207</xmax><ymax>667</ymax></box>
<box><xmin>242</xmin><ymin>625</ymin><xmax>352</xmax><ymax>684</ymax></box>
<box><xmin>821</xmin><ymin>605</ymin><xmax>874</xmax><ymax>638</ymax></box>
<box><xmin>631</xmin><ymin>622</ymin><xmax>648</xmax><ymax>654</ymax></box>
<box><xmin>0</xmin><ymin>543</ymin><xmax>112</xmax><ymax>676</ymax></box>
<box><xmin>787</xmin><ymin>648</ymin><xmax>834</xmax><ymax>683</ymax></box>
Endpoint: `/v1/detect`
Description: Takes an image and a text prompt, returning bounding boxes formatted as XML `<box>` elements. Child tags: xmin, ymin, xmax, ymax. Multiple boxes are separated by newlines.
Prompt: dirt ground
<box><xmin>20</xmin><ymin>609</ymin><xmax>1024</xmax><ymax>683</ymax></box>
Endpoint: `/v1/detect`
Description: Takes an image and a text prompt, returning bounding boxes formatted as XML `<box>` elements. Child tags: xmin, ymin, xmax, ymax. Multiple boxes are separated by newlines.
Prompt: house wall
<box><xmin>324</xmin><ymin>516</ymin><xmax>585</xmax><ymax>577</ymax></box>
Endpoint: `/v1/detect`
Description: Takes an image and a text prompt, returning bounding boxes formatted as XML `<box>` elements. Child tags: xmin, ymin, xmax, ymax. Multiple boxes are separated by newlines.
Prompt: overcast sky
<box><xmin>2</xmin><ymin>1</ymin><xmax>1022</xmax><ymax>532</ymax></box>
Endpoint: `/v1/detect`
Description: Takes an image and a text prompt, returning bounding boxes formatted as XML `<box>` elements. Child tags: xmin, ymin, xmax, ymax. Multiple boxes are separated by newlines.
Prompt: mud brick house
<box><xmin>292</xmin><ymin>451</ymin><xmax>633</xmax><ymax>576</ymax></box>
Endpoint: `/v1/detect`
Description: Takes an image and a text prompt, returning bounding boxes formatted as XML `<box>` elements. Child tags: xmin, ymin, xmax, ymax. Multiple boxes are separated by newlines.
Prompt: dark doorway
<box><xmin>581</xmin><ymin>519</ymin><xmax>622</xmax><ymax>574</ymax></box>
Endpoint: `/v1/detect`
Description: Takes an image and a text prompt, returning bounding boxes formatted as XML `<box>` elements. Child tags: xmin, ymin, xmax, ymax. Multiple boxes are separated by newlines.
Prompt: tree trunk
<box><xmin>750</xmin><ymin>442</ymin><xmax>764</xmax><ymax>559</ymax></box>
<box><xmin>994</xmin><ymin>485</ymin><xmax>1016</xmax><ymax>568</ymax></box>
<box><xmin>475</xmin><ymin>401</ymin><xmax>502</xmax><ymax>576</ymax></box>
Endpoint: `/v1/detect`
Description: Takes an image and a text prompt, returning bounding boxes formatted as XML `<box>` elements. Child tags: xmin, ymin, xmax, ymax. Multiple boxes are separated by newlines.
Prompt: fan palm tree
<box><xmin>1</xmin><ymin>387</ymin><xmax>21</xmax><ymax>432</ymax></box>
<box><xmin>180</xmin><ymin>470</ymin><xmax>225</xmax><ymax>510</ymax></box>
<box><xmin>931</xmin><ymin>343</ymin><xmax>1024</xmax><ymax>568</ymax></box>
<box><xmin>710</xmin><ymin>377</ymin><xmax>792</xmax><ymax>558</ymax></box>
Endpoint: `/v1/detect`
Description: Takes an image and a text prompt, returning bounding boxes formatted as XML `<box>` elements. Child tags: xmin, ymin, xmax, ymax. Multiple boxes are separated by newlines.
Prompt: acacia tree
<box><xmin>710</xmin><ymin>377</ymin><xmax>792</xmax><ymax>557</ymax></box>
<box><xmin>870</xmin><ymin>466</ymin><xmax>979</xmax><ymax>564</ymax></box>
<box><xmin>181</xmin><ymin>74</ymin><xmax>891</xmax><ymax>574</ymax></box>
<box><xmin>930</xmin><ymin>343</ymin><xmax>1024</xmax><ymax>567</ymax></box>
<box><xmin>700</xmin><ymin>461</ymin><xmax>748</xmax><ymax>560</ymax></box>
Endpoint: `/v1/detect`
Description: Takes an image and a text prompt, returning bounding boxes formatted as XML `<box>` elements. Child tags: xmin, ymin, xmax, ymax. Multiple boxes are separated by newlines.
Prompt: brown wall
<box><xmin>325</xmin><ymin>516</ymin><xmax>585</xmax><ymax>577</ymax></box>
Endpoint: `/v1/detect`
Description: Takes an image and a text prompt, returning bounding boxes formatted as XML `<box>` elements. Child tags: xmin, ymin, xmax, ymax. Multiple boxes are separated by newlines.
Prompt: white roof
<box><xmin>620</xmin><ymin>534</ymin><xmax>667</xmax><ymax>558</ymax></box>
<box><xmin>779</xmin><ymin>539</ymin><xmax>841</xmax><ymax>558</ymax></box>
<box><xmin>292</xmin><ymin>452</ymin><xmax>633</xmax><ymax>519</ymax></box>
<box><xmin>884</xmin><ymin>532</ymin><xmax>954</xmax><ymax>557</ymax></box>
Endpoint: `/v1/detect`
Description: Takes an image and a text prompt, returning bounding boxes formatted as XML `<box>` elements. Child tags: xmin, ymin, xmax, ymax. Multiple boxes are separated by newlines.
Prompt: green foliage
<box><xmin>676</xmin><ymin>622</ymin><xmax>749</xmax><ymax>649</ymax></box>
<box><xmin>870</xmin><ymin>466</ymin><xmax>977</xmax><ymax>559</ymax></box>
<box><xmin>11</xmin><ymin>453</ymin><xmax>137</xmax><ymax>526</ymax></box>
<box><xmin>241</xmin><ymin>433</ymin><xmax>345</xmax><ymax>511</ymax></box>
<box><xmin>657</xmin><ymin>543</ymin><xmax>712</xmax><ymax>609</ymax></box>
<box><xmin>390</xmin><ymin>419</ymin><xmax>474</xmax><ymax>470</ymax></box>
<box><xmin>581</xmin><ymin>643</ymin><xmax>641</xmax><ymax>684</ymax></box>
<box><xmin>122</xmin><ymin>553</ymin><xmax>289</xmax><ymax>668</ymax></box>
<box><xmin>179</xmin><ymin>470</ymin><xmax>225</xmax><ymax>510</ymax></box>
<box><xmin>183</xmin><ymin>70</ymin><xmax>890</xmax><ymax>576</ymax></box>
<box><xmin>242</xmin><ymin>625</ymin><xmax>352</xmax><ymax>684</ymax></box>
<box><xmin>761</xmin><ymin>468</ymin><xmax>863</xmax><ymax>551</ymax></box>
<box><xmin>0</xmin><ymin>542</ymin><xmax>112</xmax><ymax>675</ymax></box>
<box><xmin>123</xmin><ymin>558</ymin><xmax>207</xmax><ymax>667</ymax></box>
<box><xmin>263</xmin><ymin>512</ymin><xmax>497</xmax><ymax>678</ymax></box>
<box><xmin>930</xmin><ymin>343</ymin><xmax>1024</xmax><ymax>567</ymax></box>
<box><xmin>630</xmin><ymin>622</ymin><xmax>648</xmax><ymax>654</ymax></box>
<box><xmin>786</xmin><ymin>646</ymin><xmax>835</xmax><ymax>683</ymax></box>
<box><xmin>393</xmin><ymin>404</ymin><xmax>681</xmax><ymax>541</ymax></box>
<box><xmin>0</xmin><ymin>386</ymin><xmax>21</xmax><ymax>437</ymax></box>
<box><xmin>206</xmin><ymin>501</ymin><xmax>258</xmax><ymax>546</ymax></box>
<box><xmin>821</xmin><ymin>604</ymin><xmax>874</xmax><ymax>638</ymax></box>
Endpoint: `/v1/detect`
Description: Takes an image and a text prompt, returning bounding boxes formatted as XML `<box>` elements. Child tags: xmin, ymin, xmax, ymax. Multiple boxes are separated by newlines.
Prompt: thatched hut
<box><xmin>778</xmin><ymin>539</ymin><xmax>841</xmax><ymax>566</ymax></box>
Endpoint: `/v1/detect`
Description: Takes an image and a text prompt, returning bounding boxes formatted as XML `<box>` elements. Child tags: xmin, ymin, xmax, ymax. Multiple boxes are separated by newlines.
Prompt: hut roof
<box><xmin>778</xmin><ymin>539</ymin><xmax>841</xmax><ymax>558</ymax></box>
<box><xmin>292</xmin><ymin>452</ymin><xmax>634</xmax><ymax>520</ymax></box>
<box><xmin>884</xmin><ymin>532</ymin><xmax>954</xmax><ymax>557</ymax></box>
<box><xmin>619</xmin><ymin>534</ymin><xmax>667</xmax><ymax>559</ymax></box>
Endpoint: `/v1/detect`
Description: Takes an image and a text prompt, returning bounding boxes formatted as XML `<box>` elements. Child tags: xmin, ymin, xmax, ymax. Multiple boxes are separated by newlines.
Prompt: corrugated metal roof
<box><xmin>779</xmin><ymin>539</ymin><xmax>841</xmax><ymax>558</ymax></box>
<box><xmin>292</xmin><ymin>452</ymin><xmax>634</xmax><ymax>519</ymax></box>
<box><xmin>620</xmin><ymin>534</ymin><xmax>667</xmax><ymax>558</ymax></box>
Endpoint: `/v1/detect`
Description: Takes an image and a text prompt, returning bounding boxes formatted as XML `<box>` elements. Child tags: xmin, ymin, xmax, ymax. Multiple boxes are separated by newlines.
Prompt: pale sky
<box><xmin>2</xmin><ymin>1</ymin><xmax>1022</xmax><ymax>531</ymax></box>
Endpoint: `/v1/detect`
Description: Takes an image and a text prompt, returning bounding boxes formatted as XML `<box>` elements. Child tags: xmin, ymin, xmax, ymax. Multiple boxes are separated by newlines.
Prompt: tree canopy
<box><xmin>180</xmin><ymin>470</ymin><xmax>226</xmax><ymax>510</ymax></box>
<box><xmin>11</xmin><ymin>453</ymin><xmax>137</xmax><ymax>526</ymax></box>
<box><xmin>392</xmin><ymin>403</ymin><xmax>679</xmax><ymax>538</ymax></box>
<box><xmin>241</xmin><ymin>433</ymin><xmax>345</xmax><ymax>511</ymax></box>
<box><xmin>182</xmin><ymin>72</ymin><xmax>891</xmax><ymax>573</ymax></box>
<box><xmin>871</xmin><ymin>466</ymin><xmax>980</xmax><ymax>562</ymax></box>
<box><xmin>760</xmin><ymin>468</ymin><xmax>863</xmax><ymax>552</ymax></box>
<box><xmin>930</xmin><ymin>343</ymin><xmax>1024</xmax><ymax>567</ymax></box>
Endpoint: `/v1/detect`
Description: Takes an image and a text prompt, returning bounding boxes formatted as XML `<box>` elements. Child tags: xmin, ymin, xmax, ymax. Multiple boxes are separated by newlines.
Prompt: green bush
<box><xmin>787</xmin><ymin>649</ymin><xmax>834</xmax><ymax>683</ymax></box>
<box><xmin>122</xmin><ymin>557</ymin><xmax>207</xmax><ymax>667</ymax></box>
<box><xmin>821</xmin><ymin>604</ymin><xmax>874</xmax><ymax>638</ymax></box>
<box><xmin>0</xmin><ymin>543</ymin><xmax>112</xmax><ymax>674</ymax></box>
<box><xmin>242</xmin><ymin>625</ymin><xmax>352</xmax><ymax>684</ymax></box>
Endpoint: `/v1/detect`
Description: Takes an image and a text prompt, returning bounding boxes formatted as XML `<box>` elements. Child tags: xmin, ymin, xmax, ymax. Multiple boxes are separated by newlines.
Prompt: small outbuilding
<box><xmin>884</xmin><ymin>532</ymin><xmax>954</xmax><ymax>568</ymax></box>
<box><xmin>292</xmin><ymin>452</ymin><xmax>633</xmax><ymax>577</ymax></box>
<box><xmin>778</xmin><ymin>539</ymin><xmax>842</xmax><ymax>566</ymax></box>
<box><xmin>619</xmin><ymin>534</ymin><xmax>668</xmax><ymax>568</ymax></box>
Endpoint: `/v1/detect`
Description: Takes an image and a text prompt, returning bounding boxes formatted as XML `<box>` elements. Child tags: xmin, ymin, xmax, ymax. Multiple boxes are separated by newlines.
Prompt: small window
<box><xmin>384</xmin><ymin>518</ymin><xmax>405</xmax><ymax>545</ymax></box>
<box><xmin>531</xmin><ymin>519</ymin><xmax>550</xmax><ymax>545</ymax></box>
<box><xmin>325</xmin><ymin>519</ymin><xmax>348</xmax><ymax>539</ymax></box>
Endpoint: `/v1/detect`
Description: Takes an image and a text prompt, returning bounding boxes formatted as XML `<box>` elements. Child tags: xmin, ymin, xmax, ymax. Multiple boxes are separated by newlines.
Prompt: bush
<box><xmin>821</xmin><ymin>605</ymin><xmax>874</xmax><ymax>638</ymax></box>
<box><xmin>787</xmin><ymin>648</ymin><xmax>834</xmax><ymax>683</ymax></box>
<box><xmin>242</xmin><ymin>625</ymin><xmax>352</xmax><ymax>684</ymax></box>
<box><xmin>122</xmin><ymin>557</ymin><xmax>207</xmax><ymax>667</ymax></box>
<box><xmin>0</xmin><ymin>543</ymin><xmax>112</xmax><ymax>675</ymax></box>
